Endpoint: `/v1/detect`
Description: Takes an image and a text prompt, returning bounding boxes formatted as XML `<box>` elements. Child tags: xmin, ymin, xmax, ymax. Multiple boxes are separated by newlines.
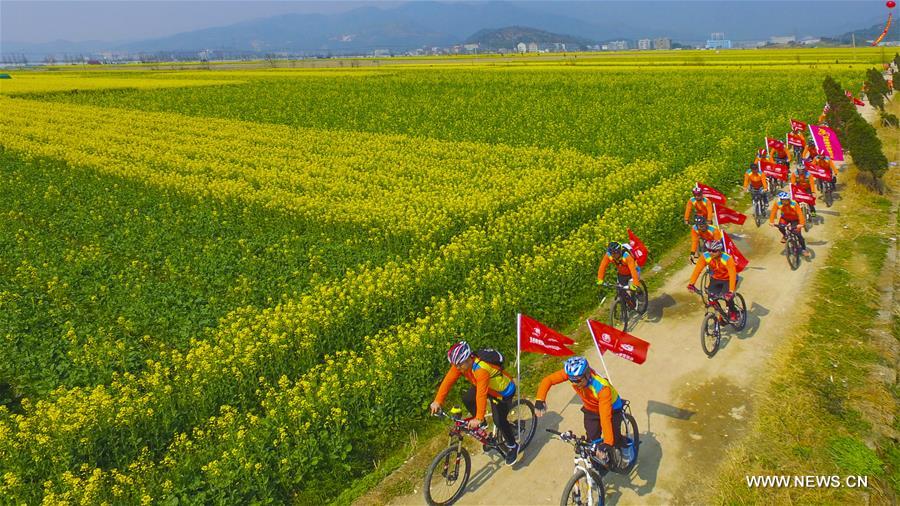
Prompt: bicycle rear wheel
<box><xmin>560</xmin><ymin>469</ymin><xmax>605</xmax><ymax>506</ymax></box>
<box><xmin>424</xmin><ymin>445</ymin><xmax>471</xmax><ymax>506</ymax></box>
<box><xmin>613</xmin><ymin>413</ymin><xmax>640</xmax><ymax>474</ymax></box>
<box><xmin>699</xmin><ymin>270</ymin><xmax>710</xmax><ymax>305</ymax></box>
<box><xmin>610</xmin><ymin>298</ymin><xmax>628</xmax><ymax>331</ymax></box>
<box><xmin>700</xmin><ymin>313</ymin><xmax>721</xmax><ymax>357</ymax></box>
<box><xmin>508</xmin><ymin>398</ymin><xmax>537</xmax><ymax>450</ymax></box>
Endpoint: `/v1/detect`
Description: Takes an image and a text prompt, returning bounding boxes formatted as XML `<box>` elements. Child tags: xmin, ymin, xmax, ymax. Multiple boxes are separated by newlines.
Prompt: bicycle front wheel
<box><xmin>560</xmin><ymin>469</ymin><xmax>605</xmax><ymax>506</ymax></box>
<box><xmin>787</xmin><ymin>237</ymin><xmax>801</xmax><ymax>270</ymax></box>
<box><xmin>731</xmin><ymin>293</ymin><xmax>748</xmax><ymax>331</ymax></box>
<box><xmin>701</xmin><ymin>313</ymin><xmax>720</xmax><ymax>357</ymax></box>
<box><xmin>610</xmin><ymin>298</ymin><xmax>628</xmax><ymax>331</ymax></box>
<box><xmin>634</xmin><ymin>281</ymin><xmax>649</xmax><ymax>315</ymax></box>
<box><xmin>508</xmin><ymin>398</ymin><xmax>537</xmax><ymax>450</ymax></box>
<box><xmin>424</xmin><ymin>446</ymin><xmax>471</xmax><ymax>506</ymax></box>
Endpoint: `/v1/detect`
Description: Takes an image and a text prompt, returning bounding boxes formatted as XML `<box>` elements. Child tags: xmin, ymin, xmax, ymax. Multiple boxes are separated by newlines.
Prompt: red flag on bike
<box><xmin>517</xmin><ymin>314</ymin><xmax>574</xmax><ymax>357</ymax></box>
<box><xmin>759</xmin><ymin>159</ymin><xmax>788</xmax><ymax>181</ymax></box>
<box><xmin>586</xmin><ymin>319</ymin><xmax>649</xmax><ymax>365</ymax></box>
<box><xmin>804</xmin><ymin>161</ymin><xmax>833</xmax><ymax>181</ymax></box>
<box><xmin>627</xmin><ymin>229</ymin><xmax>649</xmax><ymax>267</ymax></box>
<box><xmin>715</xmin><ymin>203</ymin><xmax>747</xmax><ymax>226</ymax></box>
<box><xmin>722</xmin><ymin>232</ymin><xmax>749</xmax><ymax>273</ymax></box>
<box><xmin>791</xmin><ymin>185</ymin><xmax>817</xmax><ymax>206</ymax></box>
<box><xmin>696</xmin><ymin>182</ymin><xmax>726</xmax><ymax>205</ymax></box>
<box><xmin>787</xmin><ymin>132</ymin><xmax>805</xmax><ymax>148</ymax></box>
<box><xmin>766</xmin><ymin>137</ymin><xmax>785</xmax><ymax>152</ymax></box>
<box><xmin>790</xmin><ymin>118</ymin><xmax>807</xmax><ymax>132</ymax></box>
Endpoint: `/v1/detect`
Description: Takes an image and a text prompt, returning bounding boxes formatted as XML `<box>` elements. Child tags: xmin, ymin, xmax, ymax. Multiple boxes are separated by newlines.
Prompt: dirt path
<box><xmin>390</xmin><ymin>188</ymin><xmax>845</xmax><ymax>505</ymax></box>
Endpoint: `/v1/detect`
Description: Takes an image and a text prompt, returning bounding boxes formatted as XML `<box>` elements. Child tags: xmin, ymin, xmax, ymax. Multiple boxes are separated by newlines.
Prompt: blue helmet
<box><xmin>777</xmin><ymin>191</ymin><xmax>790</xmax><ymax>200</ymax></box>
<box><xmin>564</xmin><ymin>356</ymin><xmax>590</xmax><ymax>381</ymax></box>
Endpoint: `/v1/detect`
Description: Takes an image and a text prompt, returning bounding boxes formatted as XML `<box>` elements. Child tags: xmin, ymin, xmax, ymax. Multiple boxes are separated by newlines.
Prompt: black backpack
<box><xmin>475</xmin><ymin>348</ymin><xmax>505</xmax><ymax>370</ymax></box>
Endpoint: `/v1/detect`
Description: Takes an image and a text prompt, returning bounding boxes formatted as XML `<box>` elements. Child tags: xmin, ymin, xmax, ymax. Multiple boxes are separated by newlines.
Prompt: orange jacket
<box><xmin>536</xmin><ymin>369</ymin><xmax>623</xmax><ymax>445</ymax></box>
<box><xmin>691</xmin><ymin>224</ymin><xmax>722</xmax><ymax>254</ymax></box>
<box><xmin>684</xmin><ymin>197</ymin><xmax>713</xmax><ymax>222</ymax></box>
<box><xmin>689</xmin><ymin>252</ymin><xmax>737</xmax><ymax>291</ymax></box>
<box><xmin>816</xmin><ymin>158</ymin><xmax>836</xmax><ymax>178</ymax></box>
<box><xmin>790</xmin><ymin>132</ymin><xmax>807</xmax><ymax>151</ymax></box>
<box><xmin>772</xmin><ymin>146</ymin><xmax>791</xmax><ymax>162</ymax></box>
<box><xmin>770</xmin><ymin>200</ymin><xmax>805</xmax><ymax>227</ymax></box>
<box><xmin>434</xmin><ymin>359</ymin><xmax>514</xmax><ymax>420</ymax></box>
<box><xmin>743</xmin><ymin>170</ymin><xmax>769</xmax><ymax>191</ymax></box>
<box><xmin>597</xmin><ymin>250</ymin><xmax>640</xmax><ymax>285</ymax></box>
<box><xmin>790</xmin><ymin>172</ymin><xmax>816</xmax><ymax>195</ymax></box>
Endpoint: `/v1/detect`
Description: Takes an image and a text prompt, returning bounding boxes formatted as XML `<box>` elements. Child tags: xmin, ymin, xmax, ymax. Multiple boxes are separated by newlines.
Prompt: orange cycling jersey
<box><xmin>769</xmin><ymin>200</ymin><xmax>806</xmax><ymax>227</ymax></box>
<box><xmin>790</xmin><ymin>172</ymin><xmax>816</xmax><ymax>194</ymax></box>
<box><xmin>689</xmin><ymin>252</ymin><xmax>737</xmax><ymax>291</ymax></box>
<box><xmin>536</xmin><ymin>369</ymin><xmax>623</xmax><ymax>446</ymax></box>
<box><xmin>691</xmin><ymin>224</ymin><xmax>722</xmax><ymax>254</ymax></box>
<box><xmin>743</xmin><ymin>170</ymin><xmax>769</xmax><ymax>190</ymax></box>
<box><xmin>684</xmin><ymin>197</ymin><xmax>713</xmax><ymax>221</ymax></box>
<box><xmin>597</xmin><ymin>250</ymin><xmax>640</xmax><ymax>285</ymax></box>
<box><xmin>434</xmin><ymin>358</ymin><xmax>514</xmax><ymax>421</ymax></box>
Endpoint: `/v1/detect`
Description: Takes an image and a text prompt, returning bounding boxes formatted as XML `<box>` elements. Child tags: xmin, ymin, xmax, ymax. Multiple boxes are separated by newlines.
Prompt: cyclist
<box><xmin>687</xmin><ymin>239</ymin><xmax>740</xmax><ymax>323</ymax></box>
<box><xmin>802</xmin><ymin>142</ymin><xmax>818</xmax><ymax>161</ymax></box>
<box><xmin>769</xmin><ymin>191</ymin><xmax>809</xmax><ymax>257</ymax></box>
<box><xmin>430</xmin><ymin>341</ymin><xmax>520</xmax><ymax>465</ymax></box>
<box><xmin>815</xmin><ymin>154</ymin><xmax>838</xmax><ymax>191</ymax></box>
<box><xmin>535</xmin><ymin>356</ymin><xmax>628</xmax><ymax>462</ymax></box>
<box><xmin>684</xmin><ymin>185</ymin><xmax>714</xmax><ymax>225</ymax></box>
<box><xmin>753</xmin><ymin>147</ymin><xmax>768</xmax><ymax>167</ymax></box>
<box><xmin>790</xmin><ymin>165</ymin><xmax>817</xmax><ymax>217</ymax></box>
<box><xmin>790</xmin><ymin>127</ymin><xmax>807</xmax><ymax>160</ymax></box>
<box><xmin>743</xmin><ymin>162</ymin><xmax>769</xmax><ymax>207</ymax></box>
<box><xmin>770</xmin><ymin>142</ymin><xmax>791</xmax><ymax>167</ymax></box>
<box><xmin>690</xmin><ymin>215</ymin><xmax>722</xmax><ymax>262</ymax></box>
<box><xmin>597</xmin><ymin>241</ymin><xmax>640</xmax><ymax>292</ymax></box>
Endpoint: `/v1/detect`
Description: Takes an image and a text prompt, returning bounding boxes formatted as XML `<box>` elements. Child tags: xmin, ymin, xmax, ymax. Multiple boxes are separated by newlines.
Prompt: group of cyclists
<box><xmin>424</xmin><ymin>122</ymin><xmax>840</xmax><ymax>501</ymax></box>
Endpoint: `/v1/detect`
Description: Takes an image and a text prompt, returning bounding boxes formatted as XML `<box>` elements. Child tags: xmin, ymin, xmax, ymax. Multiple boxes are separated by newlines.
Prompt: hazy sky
<box><xmin>1</xmin><ymin>0</ymin><xmax>889</xmax><ymax>44</ymax></box>
<box><xmin>2</xmin><ymin>1</ymin><xmax>385</xmax><ymax>43</ymax></box>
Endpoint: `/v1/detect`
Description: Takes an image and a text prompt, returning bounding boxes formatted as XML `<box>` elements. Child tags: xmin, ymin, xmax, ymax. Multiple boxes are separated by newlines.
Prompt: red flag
<box><xmin>759</xmin><ymin>159</ymin><xmax>788</xmax><ymax>181</ymax></box>
<box><xmin>790</xmin><ymin>118</ymin><xmax>807</xmax><ymax>132</ymax></box>
<box><xmin>722</xmin><ymin>232</ymin><xmax>749</xmax><ymax>273</ymax></box>
<box><xmin>518</xmin><ymin>314</ymin><xmax>574</xmax><ymax>357</ymax></box>
<box><xmin>791</xmin><ymin>185</ymin><xmax>817</xmax><ymax>206</ymax></box>
<box><xmin>787</xmin><ymin>133</ymin><xmax>805</xmax><ymax>147</ymax></box>
<box><xmin>715</xmin><ymin>203</ymin><xmax>747</xmax><ymax>226</ymax></box>
<box><xmin>627</xmin><ymin>229</ymin><xmax>649</xmax><ymax>267</ymax></box>
<box><xmin>804</xmin><ymin>161</ymin><xmax>832</xmax><ymax>181</ymax></box>
<box><xmin>696</xmin><ymin>182</ymin><xmax>727</xmax><ymax>205</ymax></box>
<box><xmin>845</xmin><ymin>90</ymin><xmax>865</xmax><ymax>106</ymax></box>
<box><xmin>766</xmin><ymin>137</ymin><xmax>785</xmax><ymax>152</ymax></box>
<box><xmin>586</xmin><ymin>319</ymin><xmax>649</xmax><ymax>365</ymax></box>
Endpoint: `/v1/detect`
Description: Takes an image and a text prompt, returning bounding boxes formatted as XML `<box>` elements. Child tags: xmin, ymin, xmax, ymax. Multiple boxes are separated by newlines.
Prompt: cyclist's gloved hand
<box><xmin>596</xmin><ymin>278</ymin><xmax>603</xmax><ymax>286</ymax></box>
<box><xmin>467</xmin><ymin>418</ymin><xmax>484</xmax><ymax>430</ymax></box>
<box><xmin>535</xmin><ymin>400</ymin><xmax>546</xmax><ymax>417</ymax></box>
<box><xmin>687</xmin><ymin>284</ymin><xmax>697</xmax><ymax>293</ymax></box>
<box><xmin>724</xmin><ymin>291</ymin><xmax>735</xmax><ymax>301</ymax></box>
<box><xmin>429</xmin><ymin>402</ymin><xmax>441</xmax><ymax>415</ymax></box>
<box><xmin>629</xmin><ymin>282</ymin><xmax>638</xmax><ymax>291</ymax></box>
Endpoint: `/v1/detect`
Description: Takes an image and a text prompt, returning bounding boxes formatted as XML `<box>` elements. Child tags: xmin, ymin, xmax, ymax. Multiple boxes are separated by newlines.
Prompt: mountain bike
<box><xmin>547</xmin><ymin>401</ymin><xmax>640</xmax><ymax>506</ymax></box>
<box><xmin>601</xmin><ymin>280</ymin><xmax>648</xmax><ymax>332</ymax></box>
<box><xmin>689</xmin><ymin>286</ymin><xmax>747</xmax><ymax>357</ymax></box>
<box><xmin>749</xmin><ymin>187</ymin><xmax>768</xmax><ymax>227</ymax></box>
<box><xmin>821</xmin><ymin>178</ymin><xmax>835</xmax><ymax>207</ymax></box>
<box><xmin>424</xmin><ymin>401</ymin><xmax>537</xmax><ymax>506</ymax></box>
<box><xmin>776</xmin><ymin>223</ymin><xmax>803</xmax><ymax>270</ymax></box>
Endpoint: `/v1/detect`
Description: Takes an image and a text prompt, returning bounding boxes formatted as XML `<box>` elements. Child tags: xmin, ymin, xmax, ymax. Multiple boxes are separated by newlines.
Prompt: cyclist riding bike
<box><xmin>802</xmin><ymin>143</ymin><xmax>819</xmax><ymax>161</ymax></box>
<box><xmin>690</xmin><ymin>215</ymin><xmax>722</xmax><ymax>262</ymax></box>
<box><xmin>790</xmin><ymin>127</ymin><xmax>807</xmax><ymax>160</ymax></box>
<box><xmin>430</xmin><ymin>341</ymin><xmax>521</xmax><ymax>465</ymax></box>
<box><xmin>743</xmin><ymin>162</ymin><xmax>770</xmax><ymax>206</ymax></box>
<box><xmin>687</xmin><ymin>239</ymin><xmax>740</xmax><ymax>322</ymax></box>
<box><xmin>683</xmin><ymin>185</ymin><xmax>714</xmax><ymax>225</ymax></box>
<box><xmin>535</xmin><ymin>356</ymin><xmax>627</xmax><ymax>461</ymax></box>
<box><xmin>597</xmin><ymin>241</ymin><xmax>640</xmax><ymax>292</ymax></box>
<box><xmin>769</xmin><ymin>191</ymin><xmax>810</xmax><ymax>257</ymax></box>
<box><xmin>815</xmin><ymin>154</ymin><xmax>838</xmax><ymax>189</ymax></box>
<box><xmin>790</xmin><ymin>166</ymin><xmax>817</xmax><ymax>217</ymax></box>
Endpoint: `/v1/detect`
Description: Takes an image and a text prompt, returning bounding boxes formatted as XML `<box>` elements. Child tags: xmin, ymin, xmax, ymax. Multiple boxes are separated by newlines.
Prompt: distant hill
<box><xmin>823</xmin><ymin>20</ymin><xmax>899</xmax><ymax>45</ymax></box>
<box><xmin>465</xmin><ymin>26</ymin><xmax>595</xmax><ymax>50</ymax></box>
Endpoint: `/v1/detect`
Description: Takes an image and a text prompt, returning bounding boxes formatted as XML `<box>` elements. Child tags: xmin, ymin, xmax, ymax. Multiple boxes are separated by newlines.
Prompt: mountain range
<box><xmin>2</xmin><ymin>1</ymin><xmax>894</xmax><ymax>58</ymax></box>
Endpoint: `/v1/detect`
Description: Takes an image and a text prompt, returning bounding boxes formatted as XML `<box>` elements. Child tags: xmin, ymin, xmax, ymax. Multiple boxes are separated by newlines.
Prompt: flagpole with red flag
<box><xmin>713</xmin><ymin>202</ymin><xmax>728</xmax><ymax>255</ymax></box>
<box><xmin>586</xmin><ymin>319</ymin><xmax>613</xmax><ymax>381</ymax></box>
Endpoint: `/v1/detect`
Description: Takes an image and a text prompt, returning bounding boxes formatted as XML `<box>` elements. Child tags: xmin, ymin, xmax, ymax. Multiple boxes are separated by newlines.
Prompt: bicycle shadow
<box><xmin>736</xmin><ymin>302</ymin><xmax>766</xmax><ymax>340</ymax></box>
<box><xmin>645</xmin><ymin>294</ymin><xmax>677</xmax><ymax>324</ymax></box>
<box><xmin>463</xmin><ymin>411</ymin><xmax>564</xmax><ymax>494</ymax></box>
<box><xmin>604</xmin><ymin>431</ymin><xmax>663</xmax><ymax>503</ymax></box>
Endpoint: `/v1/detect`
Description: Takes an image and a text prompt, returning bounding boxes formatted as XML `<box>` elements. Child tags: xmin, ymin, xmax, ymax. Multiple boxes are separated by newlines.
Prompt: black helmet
<box><xmin>693</xmin><ymin>215</ymin><xmax>707</xmax><ymax>227</ymax></box>
<box><xmin>607</xmin><ymin>241</ymin><xmax>622</xmax><ymax>254</ymax></box>
<box><xmin>749</xmin><ymin>162</ymin><xmax>759</xmax><ymax>171</ymax></box>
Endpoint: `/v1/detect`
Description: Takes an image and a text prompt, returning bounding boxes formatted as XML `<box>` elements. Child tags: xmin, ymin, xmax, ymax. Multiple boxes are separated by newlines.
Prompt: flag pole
<box><xmin>714</xmin><ymin>203</ymin><xmax>728</xmax><ymax>254</ymax></box>
<box><xmin>516</xmin><ymin>313</ymin><xmax>522</xmax><ymax>446</ymax></box>
<box><xmin>587</xmin><ymin>319</ymin><xmax>612</xmax><ymax>382</ymax></box>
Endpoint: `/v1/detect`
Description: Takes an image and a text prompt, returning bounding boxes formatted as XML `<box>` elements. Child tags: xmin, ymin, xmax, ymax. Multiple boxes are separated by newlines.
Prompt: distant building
<box><xmin>769</xmin><ymin>35</ymin><xmax>796</xmax><ymax>45</ymax></box>
<box><xmin>705</xmin><ymin>33</ymin><xmax>732</xmax><ymax>49</ymax></box>
<box><xmin>517</xmin><ymin>42</ymin><xmax>527</xmax><ymax>53</ymax></box>
<box><xmin>653</xmin><ymin>38</ymin><xmax>671</xmax><ymax>50</ymax></box>
<box><xmin>527</xmin><ymin>42</ymin><xmax>539</xmax><ymax>53</ymax></box>
<box><xmin>638</xmin><ymin>39</ymin><xmax>652</xmax><ymax>50</ymax></box>
<box><xmin>463</xmin><ymin>43</ymin><xmax>479</xmax><ymax>52</ymax></box>
<box><xmin>608</xmin><ymin>40</ymin><xmax>629</xmax><ymax>51</ymax></box>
